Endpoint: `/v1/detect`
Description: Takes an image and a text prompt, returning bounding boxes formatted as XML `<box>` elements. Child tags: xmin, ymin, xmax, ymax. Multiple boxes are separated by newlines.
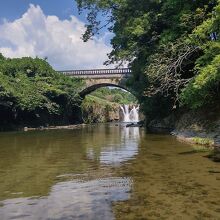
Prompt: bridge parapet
<box><xmin>59</xmin><ymin>68</ymin><xmax>131</xmax><ymax>78</ymax></box>
<box><xmin>59</xmin><ymin>68</ymin><xmax>133</xmax><ymax>96</ymax></box>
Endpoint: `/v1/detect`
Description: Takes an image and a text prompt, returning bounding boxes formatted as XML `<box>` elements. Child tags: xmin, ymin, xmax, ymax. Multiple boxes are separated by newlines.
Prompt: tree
<box><xmin>0</xmin><ymin>54</ymin><xmax>85</xmax><ymax>126</ymax></box>
<box><xmin>76</xmin><ymin>0</ymin><xmax>219</xmax><ymax>119</ymax></box>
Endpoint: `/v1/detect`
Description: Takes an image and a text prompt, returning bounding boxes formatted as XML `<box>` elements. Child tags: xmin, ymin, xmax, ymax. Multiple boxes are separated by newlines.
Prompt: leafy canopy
<box><xmin>77</xmin><ymin>0</ymin><xmax>220</xmax><ymax>116</ymax></box>
<box><xmin>0</xmin><ymin>54</ymin><xmax>84</xmax><ymax>115</ymax></box>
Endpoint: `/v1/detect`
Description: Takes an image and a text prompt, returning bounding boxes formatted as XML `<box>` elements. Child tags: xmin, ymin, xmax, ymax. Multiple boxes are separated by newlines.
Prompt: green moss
<box><xmin>192</xmin><ymin>137</ymin><xmax>214</xmax><ymax>147</ymax></box>
<box><xmin>192</xmin><ymin>145</ymin><xmax>213</xmax><ymax>153</ymax></box>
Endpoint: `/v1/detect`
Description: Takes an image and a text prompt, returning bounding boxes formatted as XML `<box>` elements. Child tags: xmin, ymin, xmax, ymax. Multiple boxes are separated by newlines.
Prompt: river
<box><xmin>0</xmin><ymin>124</ymin><xmax>219</xmax><ymax>220</ymax></box>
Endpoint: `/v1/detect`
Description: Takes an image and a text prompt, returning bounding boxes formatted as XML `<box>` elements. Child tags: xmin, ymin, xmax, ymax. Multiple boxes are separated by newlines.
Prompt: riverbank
<box><xmin>173</xmin><ymin>108</ymin><xmax>220</xmax><ymax>147</ymax></box>
<box><xmin>23</xmin><ymin>124</ymin><xmax>87</xmax><ymax>131</ymax></box>
<box><xmin>147</xmin><ymin>105</ymin><xmax>220</xmax><ymax>161</ymax></box>
<box><xmin>173</xmin><ymin>127</ymin><xmax>220</xmax><ymax>162</ymax></box>
<box><xmin>173</xmin><ymin>132</ymin><xmax>220</xmax><ymax>162</ymax></box>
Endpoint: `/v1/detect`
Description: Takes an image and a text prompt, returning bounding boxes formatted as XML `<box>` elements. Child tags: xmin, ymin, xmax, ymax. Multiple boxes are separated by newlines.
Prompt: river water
<box><xmin>0</xmin><ymin>124</ymin><xmax>220</xmax><ymax>220</ymax></box>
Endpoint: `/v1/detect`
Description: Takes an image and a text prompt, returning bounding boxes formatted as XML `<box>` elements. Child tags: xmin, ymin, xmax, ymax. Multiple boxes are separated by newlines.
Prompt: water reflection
<box><xmin>0</xmin><ymin>177</ymin><xmax>132</xmax><ymax>220</ymax></box>
<box><xmin>0</xmin><ymin>124</ymin><xmax>220</xmax><ymax>219</ymax></box>
<box><xmin>85</xmin><ymin>125</ymin><xmax>140</xmax><ymax>165</ymax></box>
<box><xmin>0</xmin><ymin>124</ymin><xmax>138</xmax><ymax>220</ymax></box>
<box><xmin>99</xmin><ymin>127</ymin><xmax>140</xmax><ymax>165</ymax></box>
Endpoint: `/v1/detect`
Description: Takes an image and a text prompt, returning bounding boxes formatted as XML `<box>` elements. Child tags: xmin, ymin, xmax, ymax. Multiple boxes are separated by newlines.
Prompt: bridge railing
<box><xmin>59</xmin><ymin>68</ymin><xmax>131</xmax><ymax>76</ymax></box>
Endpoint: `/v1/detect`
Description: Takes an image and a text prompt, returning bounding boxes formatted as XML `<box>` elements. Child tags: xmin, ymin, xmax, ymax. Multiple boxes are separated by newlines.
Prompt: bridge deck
<box><xmin>59</xmin><ymin>68</ymin><xmax>131</xmax><ymax>76</ymax></box>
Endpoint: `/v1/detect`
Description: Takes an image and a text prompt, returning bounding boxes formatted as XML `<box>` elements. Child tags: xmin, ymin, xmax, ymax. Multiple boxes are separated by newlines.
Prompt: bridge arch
<box><xmin>79</xmin><ymin>83</ymin><xmax>134</xmax><ymax>98</ymax></box>
<box><xmin>59</xmin><ymin>68</ymin><xmax>136</xmax><ymax>98</ymax></box>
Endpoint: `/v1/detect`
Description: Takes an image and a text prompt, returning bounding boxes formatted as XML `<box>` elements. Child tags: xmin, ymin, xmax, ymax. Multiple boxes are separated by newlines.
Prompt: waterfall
<box><xmin>120</xmin><ymin>104</ymin><xmax>139</xmax><ymax>123</ymax></box>
<box><xmin>130</xmin><ymin>105</ymin><xmax>139</xmax><ymax>122</ymax></box>
<box><xmin>120</xmin><ymin>105</ymin><xmax>130</xmax><ymax>122</ymax></box>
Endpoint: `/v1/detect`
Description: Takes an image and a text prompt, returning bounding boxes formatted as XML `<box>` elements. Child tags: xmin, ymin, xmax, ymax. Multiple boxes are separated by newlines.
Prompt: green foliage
<box><xmin>77</xmin><ymin>0</ymin><xmax>220</xmax><ymax>119</ymax></box>
<box><xmin>181</xmin><ymin>55</ymin><xmax>220</xmax><ymax>108</ymax></box>
<box><xmin>81</xmin><ymin>87</ymin><xmax>137</xmax><ymax>123</ymax></box>
<box><xmin>181</xmin><ymin>1</ymin><xmax>220</xmax><ymax>108</ymax></box>
<box><xmin>81</xmin><ymin>95</ymin><xmax>115</xmax><ymax>123</ymax></box>
<box><xmin>82</xmin><ymin>94</ymin><xmax>114</xmax><ymax>109</ymax></box>
<box><xmin>88</xmin><ymin>87</ymin><xmax>137</xmax><ymax>104</ymax></box>
<box><xmin>0</xmin><ymin>54</ymin><xmax>84</xmax><ymax>125</ymax></box>
<box><xmin>192</xmin><ymin>137</ymin><xmax>214</xmax><ymax>147</ymax></box>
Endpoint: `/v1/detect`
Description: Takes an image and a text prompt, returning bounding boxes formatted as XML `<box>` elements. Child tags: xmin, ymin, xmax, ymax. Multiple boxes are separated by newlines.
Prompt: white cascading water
<box><xmin>130</xmin><ymin>105</ymin><xmax>139</xmax><ymax>122</ymax></box>
<box><xmin>120</xmin><ymin>104</ymin><xmax>139</xmax><ymax>123</ymax></box>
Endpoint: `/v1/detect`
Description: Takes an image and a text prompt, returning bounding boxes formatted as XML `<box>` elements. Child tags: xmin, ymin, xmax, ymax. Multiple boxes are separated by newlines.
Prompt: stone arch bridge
<box><xmin>59</xmin><ymin>68</ymin><xmax>133</xmax><ymax>97</ymax></box>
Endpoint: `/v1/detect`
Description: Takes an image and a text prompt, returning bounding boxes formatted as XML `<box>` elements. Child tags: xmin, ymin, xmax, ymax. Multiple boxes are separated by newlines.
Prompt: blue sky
<box><xmin>0</xmin><ymin>0</ymin><xmax>113</xmax><ymax>70</ymax></box>
<box><xmin>0</xmin><ymin>0</ymin><xmax>84</xmax><ymax>23</ymax></box>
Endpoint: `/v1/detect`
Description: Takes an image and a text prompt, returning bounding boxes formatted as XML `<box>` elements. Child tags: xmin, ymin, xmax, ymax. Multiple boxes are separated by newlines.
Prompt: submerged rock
<box><xmin>126</xmin><ymin>123</ymin><xmax>143</xmax><ymax>127</ymax></box>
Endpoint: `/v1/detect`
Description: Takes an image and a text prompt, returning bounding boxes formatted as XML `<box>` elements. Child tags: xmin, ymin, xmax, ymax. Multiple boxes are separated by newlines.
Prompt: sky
<box><xmin>0</xmin><ymin>0</ymin><xmax>113</xmax><ymax>70</ymax></box>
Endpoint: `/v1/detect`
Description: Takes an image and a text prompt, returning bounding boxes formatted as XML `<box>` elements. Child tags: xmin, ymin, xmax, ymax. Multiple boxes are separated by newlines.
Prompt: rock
<box><xmin>126</xmin><ymin>123</ymin><xmax>135</xmax><ymax>127</ymax></box>
<box><xmin>147</xmin><ymin>114</ymin><xmax>176</xmax><ymax>133</ymax></box>
<box><xmin>137</xmin><ymin>120</ymin><xmax>144</xmax><ymax>127</ymax></box>
<box><xmin>126</xmin><ymin>123</ymin><xmax>143</xmax><ymax>127</ymax></box>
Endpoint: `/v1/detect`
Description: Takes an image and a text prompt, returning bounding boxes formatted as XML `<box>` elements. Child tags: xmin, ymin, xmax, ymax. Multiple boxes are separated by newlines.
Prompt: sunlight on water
<box><xmin>0</xmin><ymin>177</ymin><xmax>132</xmax><ymax>220</ymax></box>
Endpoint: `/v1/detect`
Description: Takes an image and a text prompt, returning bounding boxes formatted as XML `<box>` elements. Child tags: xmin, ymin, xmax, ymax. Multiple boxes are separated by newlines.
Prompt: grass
<box><xmin>192</xmin><ymin>145</ymin><xmax>213</xmax><ymax>153</ymax></box>
<box><xmin>192</xmin><ymin>137</ymin><xmax>214</xmax><ymax>147</ymax></box>
<box><xmin>82</xmin><ymin>95</ymin><xmax>120</xmax><ymax>106</ymax></box>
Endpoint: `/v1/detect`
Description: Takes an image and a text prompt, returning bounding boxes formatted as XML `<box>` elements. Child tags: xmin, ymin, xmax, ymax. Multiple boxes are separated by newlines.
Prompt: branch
<box><xmin>144</xmin><ymin>41</ymin><xmax>199</xmax><ymax>106</ymax></box>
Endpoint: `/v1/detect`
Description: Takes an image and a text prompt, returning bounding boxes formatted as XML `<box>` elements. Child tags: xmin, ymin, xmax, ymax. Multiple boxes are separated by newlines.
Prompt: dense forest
<box><xmin>76</xmin><ymin>0</ymin><xmax>220</xmax><ymax>121</ymax></box>
<box><xmin>0</xmin><ymin>55</ymin><xmax>84</xmax><ymax>129</ymax></box>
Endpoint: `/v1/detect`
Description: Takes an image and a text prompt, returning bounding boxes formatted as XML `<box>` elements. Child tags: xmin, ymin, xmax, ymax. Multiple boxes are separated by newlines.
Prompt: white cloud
<box><xmin>0</xmin><ymin>4</ymin><xmax>112</xmax><ymax>70</ymax></box>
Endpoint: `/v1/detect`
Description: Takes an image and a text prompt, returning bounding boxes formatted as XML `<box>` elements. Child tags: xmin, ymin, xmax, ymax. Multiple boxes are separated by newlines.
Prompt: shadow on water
<box><xmin>178</xmin><ymin>150</ymin><xmax>200</xmax><ymax>155</ymax></box>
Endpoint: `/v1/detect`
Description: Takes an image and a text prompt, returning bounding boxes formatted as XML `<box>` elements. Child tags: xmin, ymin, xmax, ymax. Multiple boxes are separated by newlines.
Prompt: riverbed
<box><xmin>0</xmin><ymin>124</ymin><xmax>219</xmax><ymax>219</ymax></box>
